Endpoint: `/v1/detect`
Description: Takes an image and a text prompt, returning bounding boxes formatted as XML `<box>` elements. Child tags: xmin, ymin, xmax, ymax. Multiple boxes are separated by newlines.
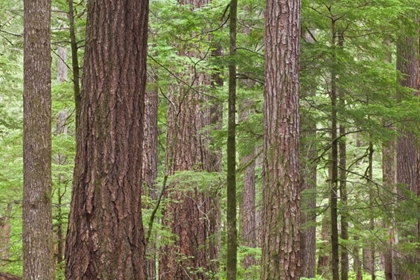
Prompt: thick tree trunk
<box><xmin>159</xmin><ymin>75</ymin><xmax>221</xmax><ymax>279</ymax></box>
<box><xmin>23</xmin><ymin>0</ymin><xmax>54</xmax><ymax>278</ymax></box>
<box><xmin>261</xmin><ymin>0</ymin><xmax>301</xmax><ymax>279</ymax></box>
<box><xmin>65</xmin><ymin>1</ymin><xmax>149</xmax><ymax>279</ymax></box>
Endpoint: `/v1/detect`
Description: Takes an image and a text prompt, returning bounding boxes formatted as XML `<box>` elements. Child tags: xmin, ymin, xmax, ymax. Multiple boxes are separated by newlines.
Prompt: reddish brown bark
<box><xmin>160</xmin><ymin>76</ymin><xmax>221</xmax><ymax>279</ymax></box>
<box><xmin>395</xmin><ymin>34</ymin><xmax>419</xmax><ymax>280</ymax></box>
<box><xmin>239</xmin><ymin>100</ymin><xmax>257</xmax><ymax>271</ymax></box>
<box><xmin>0</xmin><ymin>272</ymin><xmax>21</xmax><ymax>280</ymax></box>
<box><xmin>65</xmin><ymin>0</ymin><xmax>149</xmax><ymax>279</ymax></box>
<box><xmin>143</xmin><ymin>74</ymin><xmax>159</xmax><ymax>280</ymax></box>
<box><xmin>261</xmin><ymin>0</ymin><xmax>301</xmax><ymax>278</ymax></box>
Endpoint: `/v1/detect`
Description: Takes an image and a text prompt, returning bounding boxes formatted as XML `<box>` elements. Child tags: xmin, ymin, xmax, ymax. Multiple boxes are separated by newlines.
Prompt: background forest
<box><xmin>1</xmin><ymin>0</ymin><xmax>420</xmax><ymax>279</ymax></box>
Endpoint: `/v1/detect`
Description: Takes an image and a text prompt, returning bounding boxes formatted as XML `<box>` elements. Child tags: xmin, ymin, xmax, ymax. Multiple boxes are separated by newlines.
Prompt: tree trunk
<box><xmin>54</xmin><ymin>46</ymin><xmax>69</xmax><ymax>266</ymax></box>
<box><xmin>239</xmin><ymin>99</ymin><xmax>257</xmax><ymax>272</ymax></box>
<box><xmin>68</xmin><ymin>0</ymin><xmax>81</xmax><ymax>123</ymax></box>
<box><xmin>226</xmin><ymin>0</ymin><xmax>238</xmax><ymax>279</ymax></box>
<box><xmin>261</xmin><ymin>0</ymin><xmax>301</xmax><ymax>278</ymax></box>
<box><xmin>159</xmin><ymin>3</ymin><xmax>222</xmax><ymax>277</ymax></box>
<box><xmin>143</xmin><ymin>73</ymin><xmax>159</xmax><ymax>280</ymax></box>
<box><xmin>353</xmin><ymin>236</ymin><xmax>362</xmax><ymax>280</ymax></box>
<box><xmin>340</xmin><ymin>124</ymin><xmax>349</xmax><ymax>280</ymax></box>
<box><xmin>65</xmin><ymin>1</ymin><xmax>149</xmax><ymax>279</ymax></box>
<box><xmin>299</xmin><ymin>95</ymin><xmax>317</xmax><ymax>279</ymax></box>
<box><xmin>23</xmin><ymin>0</ymin><xmax>54</xmax><ymax>278</ymax></box>
<box><xmin>317</xmin><ymin>212</ymin><xmax>331</xmax><ymax>278</ymax></box>
<box><xmin>396</xmin><ymin>33</ymin><xmax>419</xmax><ymax>280</ymax></box>
<box><xmin>159</xmin><ymin>77</ymin><xmax>221</xmax><ymax>279</ymax></box>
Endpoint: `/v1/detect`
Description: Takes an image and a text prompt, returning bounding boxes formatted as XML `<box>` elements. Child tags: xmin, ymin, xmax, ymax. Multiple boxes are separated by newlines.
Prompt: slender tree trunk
<box><xmin>65</xmin><ymin>1</ymin><xmax>149</xmax><ymax>279</ymax></box>
<box><xmin>54</xmin><ymin>46</ymin><xmax>69</xmax><ymax>266</ymax></box>
<box><xmin>340</xmin><ymin>124</ymin><xmax>348</xmax><ymax>280</ymax></box>
<box><xmin>239</xmin><ymin>99</ymin><xmax>257</xmax><ymax>272</ymax></box>
<box><xmin>396</xmin><ymin>33</ymin><xmax>419</xmax><ymax>280</ymax></box>
<box><xmin>382</xmin><ymin>40</ymin><xmax>397</xmax><ymax>280</ymax></box>
<box><xmin>317</xmin><ymin>213</ymin><xmax>331</xmax><ymax>278</ymax></box>
<box><xmin>261</xmin><ymin>0</ymin><xmax>301</xmax><ymax>278</ymax></box>
<box><xmin>68</xmin><ymin>0</ymin><xmax>81</xmax><ymax>124</ymax></box>
<box><xmin>353</xmin><ymin>236</ymin><xmax>362</xmax><ymax>280</ymax></box>
<box><xmin>23</xmin><ymin>0</ymin><xmax>54</xmax><ymax>278</ymax></box>
<box><xmin>143</xmin><ymin>73</ymin><xmax>159</xmax><ymax>280</ymax></box>
<box><xmin>330</xmin><ymin>20</ymin><xmax>340</xmax><ymax>280</ymax></box>
<box><xmin>300</xmin><ymin>93</ymin><xmax>317</xmax><ymax>279</ymax></box>
<box><xmin>368</xmin><ymin>142</ymin><xmax>376</xmax><ymax>280</ymax></box>
<box><xmin>226</xmin><ymin>0</ymin><xmax>237</xmax><ymax>279</ymax></box>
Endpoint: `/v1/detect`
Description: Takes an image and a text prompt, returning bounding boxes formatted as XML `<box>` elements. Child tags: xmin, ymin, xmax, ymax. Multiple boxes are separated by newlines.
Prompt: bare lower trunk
<box><xmin>65</xmin><ymin>1</ymin><xmax>149</xmax><ymax>279</ymax></box>
<box><xmin>261</xmin><ymin>0</ymin><xmax>301</xmax><ymax>278</ymax></box>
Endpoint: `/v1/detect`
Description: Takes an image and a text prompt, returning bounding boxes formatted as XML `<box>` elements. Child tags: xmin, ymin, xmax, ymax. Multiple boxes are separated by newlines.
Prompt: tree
<box><xmin>64</xmin><ymin>0</ymin><xmax>149</xmax><ymax>278</ymax></box>
<box><xmin>226</xmin><ymin>0</ymin><xmax>238</xmax><ymax>279</ymax></box>
<box><xmin>22</xmin><ymin>0</ymin><xmax>54</xmax><ymax>278</ymax></box>
<box><xmin>261</xmin><ymin>0</ymin><xmax>301</xmax><ymax>278</ymax></box>
<box><xmin>158</xmin><ymin>1</ymin><xmax>221</xmax><ymax>279</ymax></box>
<box><xmin>395</xmin><ymin>30</ymin><xmax>419</xmax><ymax>280</ymax></box>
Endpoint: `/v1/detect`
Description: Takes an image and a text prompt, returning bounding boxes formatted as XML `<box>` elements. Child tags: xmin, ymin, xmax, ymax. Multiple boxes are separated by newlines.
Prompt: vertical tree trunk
<box><xmin>226</xmin><ymin>0</ymin><xmax>238</xmax><ymax>279</ymax></box>
<box><xmin>143</xmin><ymin>73</ymin><xmax>159</xmax><ymax>280</ymax></box>
<box><xmin>317</xmin><ymin>213</ymin><xmax>331</xmax><ymax>278</ymax></box>
<box><xmin>396</xmin><ymin>33</ymin><xmax>419</xmax><ymax>280</ymax></box>
<box><xmin>54</xmin><ymin>46</ymin><xmax>69</xmax><ymax>266</ymax></box>
<box><xmin>261</xmin><ymin>0</ymin><xmax>301</xmax><ymax>278</ymax></box>
<box><xmin>160</xmin><ymin>77</ymin><xmax>221</xmax><ymax>279</ymax></box>
<box><xmin>340</xmin><ymin>124</ymin><xmax>348</xmax><ymax>280</ymax></box>
<box><xmin>23</xmin><ymin>0</ymin><xmax>54</xmax><ymax>278</ymax></box>
<box><xmin>68</xmin><ymin>0</ymin><xmax>81</xmax><ymax>123</ymax></box>
<box><xmin>65</xmin><ymin>1</ymin><xmax>149</xmax><ymax>279</ymax></box>
<box><xmin>330</xmin><ymin>20</ymin><xmax>340</xmax><ymax>280</ymax></box>
<box><xmin>353</xmin><ymin>236</ymin><xmax>362</xmax><ymax>280</ymax></box>
<box><xmin>239</xmin><ymin>99</ymin><xmax>257</xmax><ymax>271</ymax></box>
<box><xmin>159</xmin><ymin>2</ymin><xmax>222</xmax><ymax>277</ymax></box>
<box><xmin>299</xmin><ymin>95</ymin><xmax>317</xmax><ymax>278</ymax></box>
<box><xmin>382</xmin><ymin>40</ymin><xmax>397</xmax><ymax>280</ymax></box>
<box><xmin>368</xmin><ymin>142</ymin><xmax>376</xmax><ymax>280</ymax></box>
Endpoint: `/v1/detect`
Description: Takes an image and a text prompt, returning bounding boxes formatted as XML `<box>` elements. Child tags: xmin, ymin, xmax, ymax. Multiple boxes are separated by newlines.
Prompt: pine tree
<box><xmin>261</xmin><ymin>0</ymin><xmax>301</xmax><ymax>278</ymax></box>
<box><xmin>65</xmin><ymin>0</ymin><xmax>149</xmax><ymax>278</ymax></box>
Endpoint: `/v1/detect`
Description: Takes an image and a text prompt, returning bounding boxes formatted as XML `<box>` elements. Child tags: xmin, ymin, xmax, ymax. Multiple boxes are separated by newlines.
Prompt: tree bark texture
<box><xmin>23</xmin><ymin>0</ymin><xmax>54</xmax><ymax>278</ymax></box>
<box><xmin>143</xmin><ymin>74</ymin><xmax>159</xmax><ymax>280</ymax></box>
<box><xmin>159</xmin><ymin>2</ymin><xmax>221</xmax><ymax>277</ymax></box>
<box><xmin>261</xmin><ymin>0</ymin><xmax>301</xmax><ymax>279</ymax></box>
<box><xmin>65</xmin><ymin>0</ymin><xmax>149</xmax><ymax>279</ymax></box>
<box><xmin>226</xmin><ymin>0</ymin><xmax>238</xmax><ymax>279</ymax></box>
<box><xmin>0</xmin><ymin>272</ymin><xmax>21</xmax><ymax>280</ymax></box>
<box><xmin>299</xmin><ymin>93</ymin><xmax>317</xmax><ymax>279</ymax></box>
<box><xmin>396</xmin><ymin>34</ymin><xmax>419</xmax><ymax>280</ymax></box>
<box><xmin>382</xmin><ymin>148</ymin><xmax>397</xmax><ymax>280</ymax></box>
<box><xmin>160</xmin><ymin>77</ymin><xmax>221</xmax><ymax>279</ymax></box>
<box><xmin>239</xmin><ymin>99</ymin><xmax>257</xmax><ymax>271</ymax></box>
